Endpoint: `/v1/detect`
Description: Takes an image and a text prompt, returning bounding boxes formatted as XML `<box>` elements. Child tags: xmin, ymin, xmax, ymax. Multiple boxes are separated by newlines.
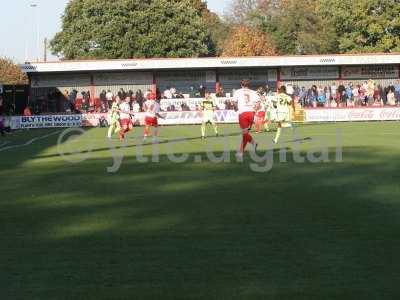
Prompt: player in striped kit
<box><xmin>254</xmin><ymin>97</ymin><xmax>266</xmax><ymax>134</ymax></box>
<box><xmin>143</xmin><ymin>93</ymin><xmax>164</xmax><ymax>143</ymax></box>
<box><xmin>232</xmin><ymin>79</ymin><xmax>259</xmax><ymax>160</ymax></box>
<box><xmin>118</xmin><ymin>97</ymin><xmax>134</xmax><ymax>141</ymax></box>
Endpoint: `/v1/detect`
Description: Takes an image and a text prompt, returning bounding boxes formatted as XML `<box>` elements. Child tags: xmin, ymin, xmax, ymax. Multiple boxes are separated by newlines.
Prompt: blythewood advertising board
<box><xmin>13</xmin><ymin>114</ymin><xmax>83</xmax><ymax>129</ymax></box>
<box><xmin>10</xmin><ymin>110</ymin><xmax>239</xmax><ymax>129</ymax></box>
<box><xmin>304</xmin><ymin>107</ymin><xmax>400</xmax><ymax>122</ymax></box>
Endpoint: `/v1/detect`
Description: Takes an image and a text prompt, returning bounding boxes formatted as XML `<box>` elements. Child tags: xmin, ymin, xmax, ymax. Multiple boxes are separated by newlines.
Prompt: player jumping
<box><xmin>233</xmin><ymin>79</ymin><xmax>259</xmax><ymax>160</ymax></box>
<box><xmin>107</xmin><ymin>96</ymin><xmax>122</xmax><ymax>139</ymax></box>
<box><xmin>273</xmin><ymin>85</ymin><xmax>295</xmax><ymax>144</ymax></box>
<box><xmin>201</xmin><ymin>91</ymin><xmax>218</xmax><ymax>139</ymax></box>
<box><xmin>143</xmin><ymin>93</ymin><xmax>164</xmax><ymax>143</ymax></box>
<box><xmin>119</xmin><ymin>97</ymin><xmax>134</xmax><ymax>141</ymax></box>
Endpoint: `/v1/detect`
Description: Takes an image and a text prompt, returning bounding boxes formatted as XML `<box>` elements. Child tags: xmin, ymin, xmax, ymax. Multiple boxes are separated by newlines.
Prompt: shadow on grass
<box><xmin>1</xmin><ymin>147</ymin><xmax>400</xmax><ymax>299</ymax></box>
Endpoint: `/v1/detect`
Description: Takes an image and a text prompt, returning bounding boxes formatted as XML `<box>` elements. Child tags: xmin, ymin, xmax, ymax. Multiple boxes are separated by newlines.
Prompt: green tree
<box><xmin>224</xmin><ymin>0</ymin><xmax>259</xmax><ymax>25</ymax></box>
<box><xmin>258</xmin><ymin>0</ymin><xmax>338</xmax><ymax>54</ymax></box>
<box><xmin>319</xmin><ymin>0</ymin><xmax>400</xmax><ymax>53</ymax></box>
<box><xmin>50</xmin><ymin>0</ymin><xmax>213</xmax><ymax>59</ymax></box>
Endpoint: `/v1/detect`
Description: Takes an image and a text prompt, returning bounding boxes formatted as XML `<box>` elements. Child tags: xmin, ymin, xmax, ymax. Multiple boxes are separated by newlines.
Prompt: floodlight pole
<box><xmin>30</xmin><ymin>3</ymin><xmax>40</xmax><ymax>62</ymax></box>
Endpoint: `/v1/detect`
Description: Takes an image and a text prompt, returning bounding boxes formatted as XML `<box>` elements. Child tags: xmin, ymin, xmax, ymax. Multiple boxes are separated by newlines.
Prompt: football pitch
<box><xmin>1</xmin><ymin>122</ymin><xmax>400</xmax><ymax>299</ymax></box>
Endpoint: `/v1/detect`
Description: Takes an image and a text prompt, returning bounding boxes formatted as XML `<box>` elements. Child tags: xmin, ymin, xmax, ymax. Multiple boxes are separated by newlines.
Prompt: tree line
<box><xmin>49</xmin><ymin>0</ymin><xmax>400</xmax><ymax>60</ymax></box>
<box><xmin>2</xmin><ymin>0</ymin><xmax>400</xmax><ymax>85</ymax></box>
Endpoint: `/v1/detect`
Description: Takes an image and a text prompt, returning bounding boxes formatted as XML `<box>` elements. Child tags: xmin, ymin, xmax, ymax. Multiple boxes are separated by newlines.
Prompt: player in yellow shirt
<box><xmin>107</xmin><ymin>96</ymin><xmax>122</xmax><ymax>139</ymax></box>
<box><xmin>201</xmin><ymin>91</ymin><xmax>218</xmax><ymax>139</ymax></box>
<box><xmin>273</xmin><ymin>85</ymin><xmax>295</xmax><ymax>144</ymax></box>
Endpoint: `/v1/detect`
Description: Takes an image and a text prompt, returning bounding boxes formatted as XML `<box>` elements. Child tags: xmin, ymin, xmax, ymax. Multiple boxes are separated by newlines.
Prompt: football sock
<box><xmin>213</xmin><ymin>124</ymin><xmax>218</xmax><ymax>135</ymax></box>
<box><xmin>144</xmin><ymin>127</ymin><xmax>150</xmax><ymax>137</ymax></box>
<box><xmin>274</xmin><ymin>128</ymin><xmax>282</xmax><ymax>143</ymax></box>
<box><xmin>107</xmin><ymin>126</ymin><xmax>113</xmax><ymax>138</ymax></box>
<box><xmin>241</xmin><ymin>133</ymin><xmax>253</xmax><ymax>152</ymax></box>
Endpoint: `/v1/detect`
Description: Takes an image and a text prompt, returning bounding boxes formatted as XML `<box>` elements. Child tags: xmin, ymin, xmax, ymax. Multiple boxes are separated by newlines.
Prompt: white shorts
<box><xmin>276</xmin><ymin>108</ymin><xmax>291</xmax><ymax>122</ymax></box>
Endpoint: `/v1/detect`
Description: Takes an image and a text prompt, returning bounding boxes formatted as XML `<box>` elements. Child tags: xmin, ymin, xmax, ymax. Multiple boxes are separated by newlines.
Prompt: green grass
<box><xmin>1</xmin><ymin>122</ymin><xmax>400</xmax><ymax>299</ymax></box>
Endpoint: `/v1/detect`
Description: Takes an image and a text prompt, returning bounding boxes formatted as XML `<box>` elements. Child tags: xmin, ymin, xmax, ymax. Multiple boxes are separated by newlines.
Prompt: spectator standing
<box><xmin>131</xmin><ymin>100</ymin><xmax>141</xmax><ymax>113</ymax></box>
<box><xmin>118</xmin><ymin>88</ymin><xmax>126</xmax><ymax>100</ymax></box>
<box><xmin>163</xmin><ymin>87</ymin><xmax>173</xmax><ymax>99</ymax></box>
<box><xmin>100</xmin><ymin>90</ymin><xmax>107</xmax><ymax>110</ymax></box>
<box><xmin>189</xmin><ymin>86</ymin><xmax>197</xmax><ymax>98</ymax></box>
<box><xmin>106</xmin><ymin>90</ymin><xmax>114</xmax><ymax>109</ymax></box>
<box><xmin>198</xmin><ymin>85</ymin><xmax>206</xmax><ymax>98</ymax></box>
<box><xmin>395</xmin><ymin>82</ymin><xmax>400</xmax><ymax>103</ymax></box>
<box><xmin>286</xmin><ymin>84</ymin><xmax>294</xmax><ymax>97</ymax></box>
<box><xmin>144</xmin><ymin>89</ymin><xmax>152</xmax><ymax>100</ymax></box>
<box><xmin>330</xmin><ymin>83</ymin><xmax>337</xmax><ymax>101</ymax></box>
<box><xmin>23</xmin><ymin>106</ymin><xmax>32</xmax><ymax>116</ymax></box>
<box><xmin>346</xmin><ymin>84</ymin><xmax>353</xmax><ymax>104</ymax></box>
<box><xmin>309</xmin><ymin>85</ymin><xmax>318</xmax><ymax>107</ymax></box>
<box><xmin>0</xmin><ymin>96</ymin><xmax>4</xmax><ymax>115</ymax></box>
<box><xmin>317</xmin><ymin>86</ymin><xmax>326</xmax><ymax>106</ymax></box>
<box><xmin>0</xmin><ymin>114</ymin><xmax>4</xmax><ymax>136</ymax></box>
<box><xmin>373</xmin><ymin>86</ymin><xmax>381</xmax><ymax>102</ymax></box>
<box><xmin>136</xmin><ymin>89</ymin><xmax>144</xmax><ymax>110</ymax></box>
<box><xmin>325</xmin><ymin>86</ymin><xmax>331</xmax><ymax>103</ymax></box>
<box><xmin>337</xmin><ymin>84</ymin><xmax>346</xmax><ymax>106</ymax></box>
<box><xmin>387</xmin><ymin>90</ymin><xmax>396</xmax><ymax>106</ymax></box>
<box><xmin>352</xmin><ymin>85</ymin><xmax>359</xmax><ymax>106</ymax></box>
<box><xmin>359</xmin><ymin>84</ymin><xmax>367</xmax><ymax>105</ymax></box>
<box><xmin>170</xmin><ymin>87</ymin><xmax>177</xmax><ymax>98</ymax></box>
<box><xmin>299</xmin><ymin>87</ymin><xmax>307</xmax><ymax>106</ymax></box>
<box><xmin>367</xmin><ymin>79</ymin><xmax>375</xmax><ymax>105</ymax></box>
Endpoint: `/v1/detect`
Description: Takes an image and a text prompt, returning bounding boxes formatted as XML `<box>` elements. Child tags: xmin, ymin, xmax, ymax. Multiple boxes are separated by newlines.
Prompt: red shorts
<box><xmin>145</xmin><ymin>116</ymin><xmax>158</xmax><ymax>127</ymax></box>
<box><xmin>239</xmin><ymin>112</ymin><xmax>255</xmax><ymax>129</ymax></box>
<box><xmin>120</xmin><ymin>118</ymin><xmax>132</xmax><ymax>128</ymax></box>
<box><xmin>256</xmin><ymin>111</ymin><xmax>265</xmax><ymax>119</ymax></box>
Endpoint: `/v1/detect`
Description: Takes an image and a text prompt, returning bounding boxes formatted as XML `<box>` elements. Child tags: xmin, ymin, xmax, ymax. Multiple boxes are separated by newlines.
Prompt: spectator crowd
<box><xmin>291</xmin><ymin>80</ymin><xmax>400</xmax><ymax>108</ymax></box>
<box><xmin>9</xmin><ymin>79</ymin><xmax>400</xmax><ymax>116</ymax></box>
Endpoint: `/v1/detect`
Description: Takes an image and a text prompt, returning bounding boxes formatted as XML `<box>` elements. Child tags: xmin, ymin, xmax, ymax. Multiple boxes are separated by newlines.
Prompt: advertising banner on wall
<box><xmin>159</xmin><ymin>97</ymin><xmax>229</xmax><ymax>111</ymax></box>
<box><xmin>15</xmin><ymin>115</ymin><xmax>83</xmax><ymax>129</ymax></box>
<box><xmin>281</xmin><ymin>66</ymin><xmax>339</xmax><ymax>80</ymax></box>
<box><xmin>342</xmin><ymin>65</ymin><xmax>399</xmax><ymax>79</ymax></box>
<box><xmin>305</xmin><ymin>107</ymin><xmax>400</xmax><ymax>122</ymax></box>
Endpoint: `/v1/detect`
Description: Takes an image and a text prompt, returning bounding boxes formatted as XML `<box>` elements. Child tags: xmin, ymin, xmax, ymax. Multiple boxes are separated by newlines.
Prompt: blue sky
<box><xmin>0</xmin><ymin>0</ymin><xmax>231</xmax><ymax>63</ymax></box>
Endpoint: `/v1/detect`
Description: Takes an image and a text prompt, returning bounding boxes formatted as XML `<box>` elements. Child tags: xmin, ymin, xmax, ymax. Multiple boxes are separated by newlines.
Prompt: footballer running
<box><xmin>232</xmin><ymin>79</ymin><xmax>259</xmax><ymax>160</ymax></box>
<box><xmin>143</xmin><ymin>92</ymin><xmax>164</xmax><ymax>143</ymax></box>
<box><xmin>273</xmin><ymin>85</ymin><xmax>295</xmax><ymax>144</ymax></box>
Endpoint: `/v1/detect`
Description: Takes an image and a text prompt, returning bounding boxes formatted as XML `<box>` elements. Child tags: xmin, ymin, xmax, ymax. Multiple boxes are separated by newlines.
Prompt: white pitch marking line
<box><xmin>0</xmin><ymin>141</ymin><xmax>11</xmax><ymax>148</ymax></box>
<box><xmin>0</xmin><ymin>130</ymin><xmax>62</xmax><ymax>152</ymax></box>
